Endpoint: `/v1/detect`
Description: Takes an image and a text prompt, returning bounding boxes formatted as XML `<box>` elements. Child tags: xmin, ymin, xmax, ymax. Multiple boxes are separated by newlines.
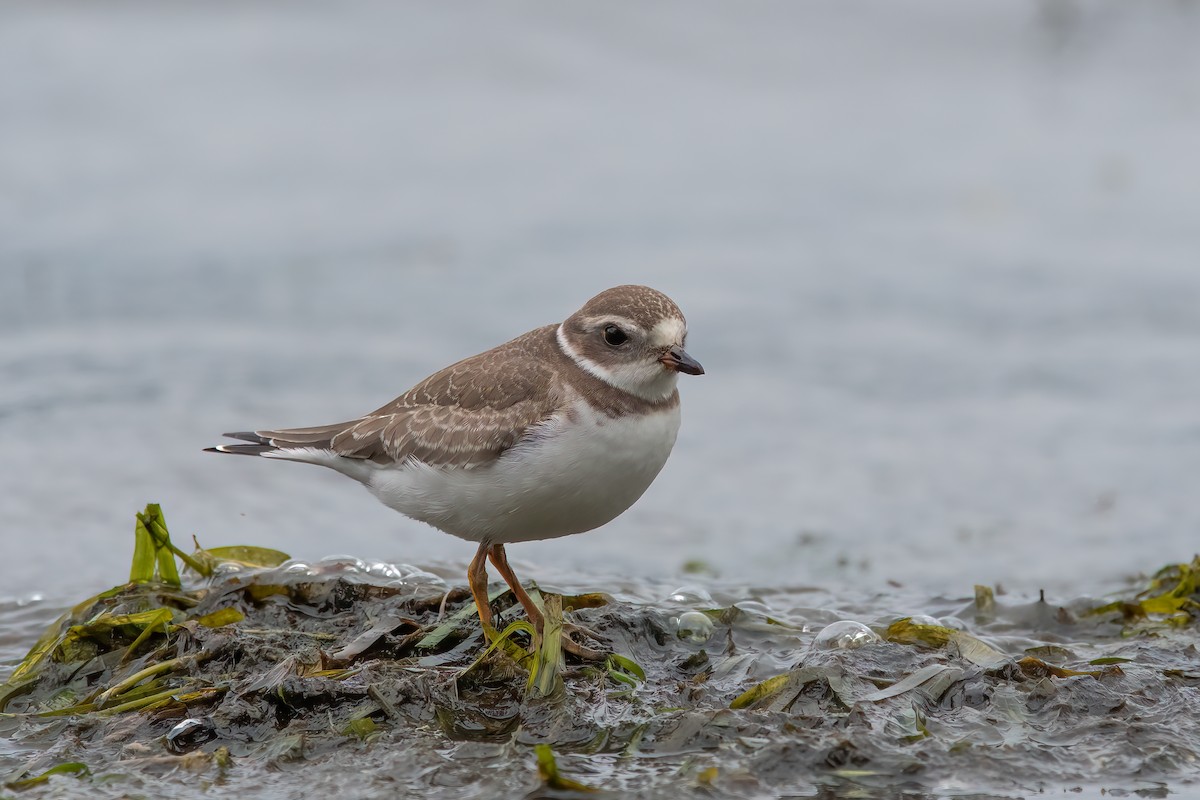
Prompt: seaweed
<box><xmin>1088</xmin><ymin>556</ymin><xmax>1200</xmax><ymax>626</ymax></box>
<box><xmin>4</xmin><ymin>505</ymin><xmax>1200</xmax><ymax>798</ymax></box>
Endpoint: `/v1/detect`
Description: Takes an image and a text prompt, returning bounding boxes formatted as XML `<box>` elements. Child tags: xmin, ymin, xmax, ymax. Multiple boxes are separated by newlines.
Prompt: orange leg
<box><xmin>487</xmin><ymin>543</ymin><xmax>607</xmax><ymax>661</ymax></box>
<box><xmin>468</xmin><ymin>541</ymin><xmax>494</xmax><ymax>635</ymax></box>
<box><xmin>487</xmin><ymin>544</ymin><xmax>543</xmax><ymax>630</ymax></box>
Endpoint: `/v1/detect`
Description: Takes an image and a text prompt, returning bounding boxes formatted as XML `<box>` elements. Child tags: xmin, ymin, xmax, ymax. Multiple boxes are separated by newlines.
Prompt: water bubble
<box><xmin>166</xmin><ymin>717</ymin><xmax>216</xmax><ymax>754</ymax></box>
<box><xmin>363</xmin><ymin>562</ymin><xmax>447</xmax><ymax>588</ymax></box>
<box><xmin>666</xmin><ymin>586</ymin><xmax>714</xmax><ymax>606</ymax></box>
<box><xmin>907</xmin><ymin>614</ymin><xmax>941</xmax><ymax>627</ymax></box>
<box><xmin>211</xmin><ymin>561</ymin><xmax>245</xmax><ymax>578</ymax></box>
<box><xmin>315</xmin><ymin>555</ymin><xmax>366</xmax><ymax>573</ymax></box>
<box><xmin>733</xmin><ymin>600</ymin><xmax>773</xmax><ymax>618</ymax></box>
<box><xmin>812</xmin><ymin>620</ymin><xmax>880</xmax><ymax>650</ymax></box>
<box><xmin>283</xmin><ymin>560</ymin><xmax>313</xmax><ymax>574</ymax></box>
<box><xmin>673</xmin><ymin>611</ymin><xmax>715</xmax><ymax>644</ymax></box>
<box><xmin>365</xmin><ymin>562</ymin><xmax>405</xmax><ymax>579</ymax></box>
<box><xmin>400</xmin><ymin>568</ymin><xmax>447</xmax><ymax>587</ymax></box>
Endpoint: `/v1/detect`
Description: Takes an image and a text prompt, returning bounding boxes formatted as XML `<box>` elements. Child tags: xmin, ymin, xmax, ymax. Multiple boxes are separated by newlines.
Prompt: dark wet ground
<box><xmin>3</xmin><ymin>556</ymin><xmax>1198</xmax><ymax>799</ymax></box>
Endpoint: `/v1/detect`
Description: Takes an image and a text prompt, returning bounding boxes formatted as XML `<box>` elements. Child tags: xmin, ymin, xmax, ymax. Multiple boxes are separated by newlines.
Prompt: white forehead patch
<box><xmin>649</xmin><ymin>317</ymin><xmax>687</xmax><ymax>348</ymax></box>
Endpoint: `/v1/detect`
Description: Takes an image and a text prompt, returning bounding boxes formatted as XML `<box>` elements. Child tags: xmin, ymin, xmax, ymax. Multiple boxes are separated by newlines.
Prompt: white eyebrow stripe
<box><xmin>579</xmin><ymin>314</ymin><xmax>640</xmax><ymax>332</ymax></box>
<box><xmin>556</xmin><ymin>323</ymin><xmax>614</xmax><ymax>383</ymax></box>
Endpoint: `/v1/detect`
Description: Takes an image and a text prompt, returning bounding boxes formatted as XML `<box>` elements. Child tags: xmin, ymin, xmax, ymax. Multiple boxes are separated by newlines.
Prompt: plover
<box><xmin>208</xmin><ymin>285</ymin><xmax>703</xmax><ymax>657</ymax></box>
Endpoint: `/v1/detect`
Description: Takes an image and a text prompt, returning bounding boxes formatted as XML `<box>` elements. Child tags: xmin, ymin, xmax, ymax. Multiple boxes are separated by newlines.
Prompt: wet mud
<box><xmin>3</xmin><ymin>556</ymin><xmax>1200</xmax><ymax>798</ymax></box>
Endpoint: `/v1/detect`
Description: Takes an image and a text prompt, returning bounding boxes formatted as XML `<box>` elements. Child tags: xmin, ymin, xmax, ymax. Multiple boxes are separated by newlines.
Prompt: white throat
<box><xmin>556</xmin><ymin>324</ymin><xmax>678</xmax><ymax>402</ymax></box>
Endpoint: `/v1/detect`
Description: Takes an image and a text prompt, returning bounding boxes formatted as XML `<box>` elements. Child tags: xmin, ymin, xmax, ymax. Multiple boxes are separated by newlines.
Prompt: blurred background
<box><xmin>2</xmin><ymin>0</ymin><xmax>1198</xmax><ymax>604</ymax></box>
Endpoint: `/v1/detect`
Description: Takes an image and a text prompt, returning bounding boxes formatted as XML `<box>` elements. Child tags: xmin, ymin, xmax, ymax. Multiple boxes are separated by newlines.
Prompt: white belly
<box><xmin>365</xmin><ymin>404</ymin><xmax>681</xmax><ymax>544</ymax></box>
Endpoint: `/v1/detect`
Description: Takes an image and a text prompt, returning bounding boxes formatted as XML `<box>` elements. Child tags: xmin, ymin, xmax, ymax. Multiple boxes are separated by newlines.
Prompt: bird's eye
<box><xmin>603</xmin><ymin>325</ymin><xmax>628</xmax><ymax>346</ymax></box>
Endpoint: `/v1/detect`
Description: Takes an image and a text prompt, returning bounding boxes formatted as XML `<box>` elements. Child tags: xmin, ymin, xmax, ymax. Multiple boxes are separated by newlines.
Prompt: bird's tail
<box><xmin>204</xmin><ymin>431</ymin><xmax>279</xmax><ymax>456</ymax></box>
<box><xmin>206</xmin><ymin>422</ymin><xmax>355</xmax><ymax>455</ymax></box>
<box><xmin>205</xmin><ymin>425</ymin><xmax>375</xmax><ymax>482</ymax></box>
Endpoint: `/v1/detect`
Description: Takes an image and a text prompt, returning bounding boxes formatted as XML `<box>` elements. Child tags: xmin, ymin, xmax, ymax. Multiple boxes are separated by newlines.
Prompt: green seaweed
<box><xmin>195</xmin><ymin>544</ymin><xmax>291</xmax><ymax>569</ymax></box>
<box><xmin>416</xmin><ymin>585</ymin><xmax>510</xmax><ymax>651</ymax></box>
<box><xmin>132</xmin><ymin>504</ymin><xmax>183</xmax><ymax>585</ymax></box>
<box><xmin>4</xmin><ymin>762</ymin><xmax>90</xmax><ymax>790</ymax></box>
<box><xmin>730</xmin><ymin>673</ymin><xmax>791</xmax><ymax>710</ymax></box>
<box><xmin>606</xmin><ymin>653</ymin><xmax>646</xmax><ymax>688</ymax></box>
<box><xmin>529</xmin><ymin>594</ymin><xmax>564</xmax><ymax>698</ymax></box>
<box><xmin>8</xmin><ymin>502</ymin><xmax>1200</xmax><ymax>798</ymax></box>
<box><xmin>533</xmin><ymin>744</ymin><xmax>596</xmax><ymax>793</ymax></box>
<box><xmin>1088</xmin><ymin>556</ymin><xmax>1200</xmax><ymax>624</ymax></box>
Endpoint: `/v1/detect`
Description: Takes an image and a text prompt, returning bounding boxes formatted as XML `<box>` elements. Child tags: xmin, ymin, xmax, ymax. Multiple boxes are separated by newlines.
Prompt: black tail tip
<box><xmin>206</xmin><ymin>443</ymin><xmax>276</xmax><ymax>456</ymax></box>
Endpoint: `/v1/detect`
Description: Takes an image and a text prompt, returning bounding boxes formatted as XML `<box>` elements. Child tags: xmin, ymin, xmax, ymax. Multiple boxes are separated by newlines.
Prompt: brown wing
<box><xmin>250</xmin><ymin>326</ymin><xmax>563</xmax><ymax>468</ymax></box>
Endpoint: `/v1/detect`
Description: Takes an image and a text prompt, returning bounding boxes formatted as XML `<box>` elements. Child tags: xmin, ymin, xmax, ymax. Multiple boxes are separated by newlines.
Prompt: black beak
<box><xmin>660</xmin><ymin>346</ymin><xmax>705</xmax><ymax>376</ymax></box>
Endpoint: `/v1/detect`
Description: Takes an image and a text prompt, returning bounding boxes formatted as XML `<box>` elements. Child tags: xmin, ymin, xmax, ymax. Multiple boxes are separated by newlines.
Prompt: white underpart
<box><xmin>362</xmin><ymin>397</ymin><xmax>681</xmax><ymax>544</ymax></box>
<box><xmin>555</xmin><ymin>323</ymin><xmax>680</xmax><ymax>402</ymax></box>
<box><xmin>259</xmin><ymin>447</ymin><xmax>375</xmax><ymax>482</ymax></box>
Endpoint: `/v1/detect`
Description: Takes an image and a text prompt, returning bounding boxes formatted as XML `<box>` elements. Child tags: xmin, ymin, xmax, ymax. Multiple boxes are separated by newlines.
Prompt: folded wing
<box><xmin>210</xmin><ymin>328</ymin><xmax>563</xmax><ymax>470</ymax></box>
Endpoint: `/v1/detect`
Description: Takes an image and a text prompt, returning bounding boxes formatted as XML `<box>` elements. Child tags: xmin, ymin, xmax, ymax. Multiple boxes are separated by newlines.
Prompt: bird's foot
<box><xmin>559</xmin><ymin>621</ymin><xmax>608</xmax><ymax>661</ymax></box>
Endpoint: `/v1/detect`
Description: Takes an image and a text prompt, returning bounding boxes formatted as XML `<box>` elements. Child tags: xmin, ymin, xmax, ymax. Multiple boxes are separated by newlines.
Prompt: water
<box><xmin>1</xmin><ymin>1</ymin><xmax>1199</xmax><ymax>794</ymax></box>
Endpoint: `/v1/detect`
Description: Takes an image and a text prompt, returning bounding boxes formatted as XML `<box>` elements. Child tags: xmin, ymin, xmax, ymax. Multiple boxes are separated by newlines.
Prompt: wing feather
<box><xmin>245</xmin><ymin>326</ymin><xmax>563</xmax><ymax>469</ymax></box>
